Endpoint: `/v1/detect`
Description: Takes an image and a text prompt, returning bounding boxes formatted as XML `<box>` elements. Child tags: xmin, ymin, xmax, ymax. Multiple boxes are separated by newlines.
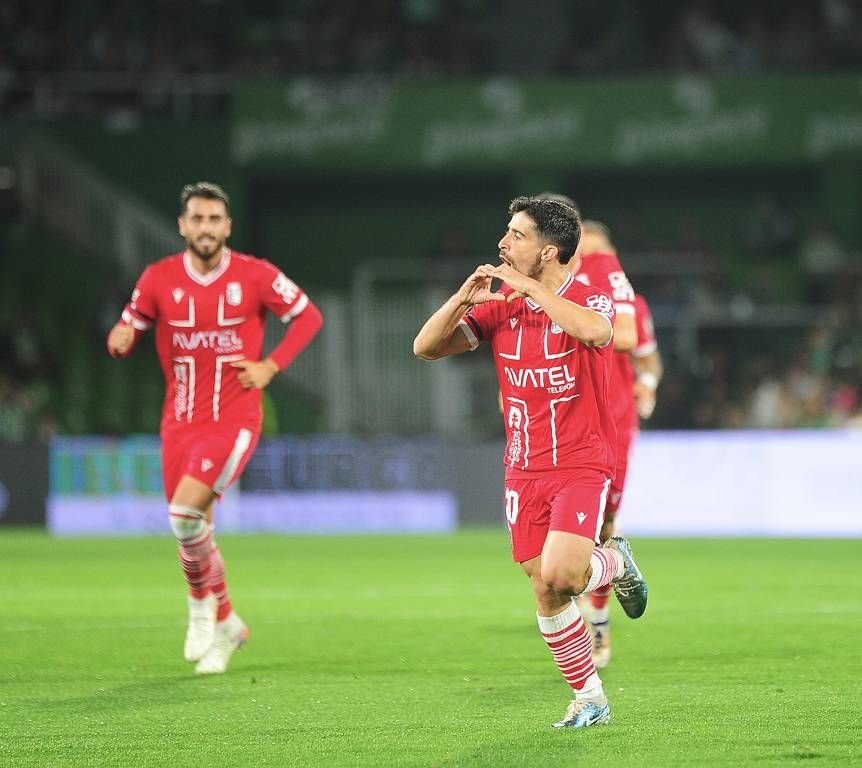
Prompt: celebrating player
<box><xmin>414</xmin><ymin>196</ymin><xmax>648</xmax><ymax>729</ymax></box>
<box><xmin>107</xmin><ymin>182</ymin><xmax>323</xmax><ymax>674</ymax></box>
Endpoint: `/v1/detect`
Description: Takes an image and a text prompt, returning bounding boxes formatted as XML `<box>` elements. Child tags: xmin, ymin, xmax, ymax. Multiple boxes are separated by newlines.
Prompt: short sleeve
<box><xmin>122</xmin><ymin>265</ymin><xmax>159</xmax><ymax>330</ymax></box>
<box><xmin>459</xmin><ymin>299</ymin><xmax>499</xmax><ymax>350</ymax></box>
<box><xmin>258</xmin><ymin>260</ymin><xmax>309</xmax><ymax>323</ymax></box>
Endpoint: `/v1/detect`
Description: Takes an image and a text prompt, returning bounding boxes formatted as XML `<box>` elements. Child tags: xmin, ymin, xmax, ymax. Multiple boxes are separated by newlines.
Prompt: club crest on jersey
<box><xmin>509</xmin><ymin>317</ymin><xmax>518</xmax><ymax>329</ymax></box>
<box><xmin>172</xmin><ymin>288</ymin><xmax>184</xmax><ymax>304</ymax></box>
<box><xmin>551</xmin><ymin>322</ymin><xmax>563</xmax><ymax>334</ymax></box>
<box><xmin>226</xmin><ymin>282</ymin><xmax>242</xmax><ymax>306</ymax></box>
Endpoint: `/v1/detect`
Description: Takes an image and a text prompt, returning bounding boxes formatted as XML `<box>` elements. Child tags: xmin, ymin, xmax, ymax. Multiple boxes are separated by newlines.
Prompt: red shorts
<box><xmin>504</xmin><ymin>469</ymin><xmax>612</xmax><ymax>563</ymax></box>
<box><xmin>608</xmin><ymin>424</ymin><xmax>638</xmax><ymax>516</ymax></box>
<box><xmin>161</xmin><ymin>425</ymin><xmax>260</xmax><ymax>501</ymax></box>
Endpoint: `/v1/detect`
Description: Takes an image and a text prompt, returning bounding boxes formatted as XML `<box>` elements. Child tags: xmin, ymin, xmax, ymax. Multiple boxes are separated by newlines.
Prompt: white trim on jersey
<box><xmin>167</xmin><ymin>297</ymin><xmax>196</xmax><ymax>327</ymax></box>
<box><xmin>217</xmin><ymin>295</ymin><xmax>245</xmax><ymax>326</ymax></box>
<box><xmin>594</xmin><ymin>311</ymin><xmax>615</xmax><ymax>349</ymax></box>
<box><xmin>458</xmin><ymin>319</ymin><xmax>480</xmax><ymax>351</ymax></box>
<box><xmin>498</xmin><ymin>326</ymin><xmax>523</xmax><ymax>360</ymax></box>
<box><xmin>543</xmin><ymin>323</ymin><xmax>575</xmax><ymax>360</ymax></box>
<box><xmin>183</xmin><ymin>249</ymin><xmax>232</xmax><ymax>286</ymax></box>
<box><xmin>525</xmin><ymin>271</ymin><xmax>574</xmax><ymax>312</ymax></box>
<box><xmin>212</xmin><ymin>428</ymin><xmax>253</xmax><ymax>495</ymax></box>
<box><xmin>173</xmin><ymin>356</ymin><xmax>196</xmax><ymax>423</ymax></box>
<box><xmin>549</xmin><ymin>393</ymin><xmax>581</xmax><ymax>466</ymax></box>
<box><xmin>280</xmin><ymin>293</ymin><xmax>309</xmax><ymax>324</ymax></box>
<box><xmin>213</xmin><ymin>354</ymin><xmax>246</xmax><ymax>422</ymax></box>
<box><xmin>122</xmin><ymin>309</ymin><xmax>151</xmax><ymax>331</ymax></box>
<box><xmin>633</xmin><ymin>339</ymin><xmax>658</xmax><ymax>358</ymax></box>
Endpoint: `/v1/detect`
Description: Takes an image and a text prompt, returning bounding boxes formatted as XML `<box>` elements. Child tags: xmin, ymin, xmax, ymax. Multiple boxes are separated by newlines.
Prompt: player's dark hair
<box><xmin>180</xmin><ymin>182</ymin><xmax>230</xmax><ymax>214</ymax></box>
<box><xmin>535</xmin><ymin>191</ymin><xmax>581</xmax><ymax>218</ymax></box>
<box><xmin>508</xmin><ymin>196</ymin><xmax>581</xmax><ymax>264</ymax></box>
<box><xmin>581</xmin><ymin>219</ymin><xmax>612</xmax><ymax>239</ymax></box>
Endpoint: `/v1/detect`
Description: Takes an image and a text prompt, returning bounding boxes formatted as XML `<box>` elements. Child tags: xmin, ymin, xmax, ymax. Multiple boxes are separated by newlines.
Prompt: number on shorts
<box><xmin>504</xmin><ymin>488</ymin><xmax>519</xmax><ymax>525</ymax></box>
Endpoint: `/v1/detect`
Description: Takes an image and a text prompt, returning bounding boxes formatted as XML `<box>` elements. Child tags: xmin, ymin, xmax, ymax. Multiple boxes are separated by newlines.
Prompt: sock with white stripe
<box><xmin>209</xmin><ymin>539</ymin><xmax>233</xmax><ymax>621</ymax></box>
<box><xmin>583</xmin><ymin>547</ymin><xmax>623</xmax><ymax>594</ymax></box>
<box><xmin>169</xmin><ymin>505</ymin><xmax>213</xmax><ymax>599</ymax></box>
<box><xmin>538</xmin><ymin>598</ymin><xmax>604</xmax><ymax>701</ymax></box>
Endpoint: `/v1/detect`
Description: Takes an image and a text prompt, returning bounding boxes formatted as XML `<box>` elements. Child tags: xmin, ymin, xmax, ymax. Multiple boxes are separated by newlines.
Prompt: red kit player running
<box><xmin>573</xmin><ymin>221</ymin><xmax>657</xmax><ymax>669</ymax></box>
<box><xmin>414</xmin><ymin>197</ymin><xmax>647</xmax><ymax>729</ymax></box>
<box><xmin>107</xmin><ymin>182</ymin><xmax>323</xmax><ymax>674</ymax></box>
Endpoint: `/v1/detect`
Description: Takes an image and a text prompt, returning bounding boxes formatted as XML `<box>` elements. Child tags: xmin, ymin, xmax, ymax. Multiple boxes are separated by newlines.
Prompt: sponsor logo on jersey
<box><xmin>551</xmin><ymin>322</ymin><xmax>563</xmax><ymax>334</ymax></box>
<box><xmin>503</xmin><ymin>363</ymin><xmax>576</xmax><ymax>393</ymax></box>
<box><xmin>201</xmin><ymin>458</ymin><xmax>214</xmax><ymax>472</ymax></box>
<box><xmin>509</xmin><ymin>317</ymin><xmax>518</xmax><ymax>329</ymax></box>
<box><xmin>586</xmin><ymin>293</ymin><xmax>613</xmax><ymax>316</ymax></box>
<box><xmin>172</xmin><ymin>329</ymin><xmax>244</xmax><ymax>353</ymax></box>
<box><xmin>226</xmin><ymin>282</ymin><xmax>242</xmax><ymax>306</ymax></box>
<box><xmin>576</xmin><ymin>512</ymin><xmax>587</xmax><ymax>525</ymax></box>
<box><xmin>506</xmin><ymin>405</ymin><xmax>524</xmax><ymax>466</ymax></box>
<box><xmin>172</xmin><ymin>288</ymin><xmax>184</xmax><ymax>303</ymax></box>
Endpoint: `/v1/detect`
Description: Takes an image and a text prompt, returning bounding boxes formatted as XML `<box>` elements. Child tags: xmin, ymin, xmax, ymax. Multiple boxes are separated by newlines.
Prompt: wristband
<box><xmin>637</xmin><ymin>372</ymin><xmax>658</xmax><ymax>390</ymax></box>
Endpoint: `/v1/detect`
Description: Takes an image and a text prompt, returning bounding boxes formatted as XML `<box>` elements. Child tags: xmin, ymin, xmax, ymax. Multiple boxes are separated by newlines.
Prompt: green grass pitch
<box><xmin>1</xmin><ymin>530</ymin><xmax>860</xmax><ymax>767</ymax></box>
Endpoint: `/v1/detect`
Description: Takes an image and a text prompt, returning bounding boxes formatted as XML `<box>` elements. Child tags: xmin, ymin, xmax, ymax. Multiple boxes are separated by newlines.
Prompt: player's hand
<box><xmin>599</xmin><ymin>516</ymin><xmax>616</xmax><ymax>544</ymax></box>
<box><xmin>231</xmin><ymin>358</ymin><xmax>279</xmax><ymax>389</ymax></box>
<box><xmin>107</xmin><ymin>322</ymin><xmax>135</xmax><ymax>358</ymax></box>
<box><xmin>455</xmin><ymin>265</ymin><xmax>506</xmax><ymax>307</ymax></box>
<box><xmin>489</xmin><ymin>263</ymin><xmax>539</xmax><ymax>302</ymax></box>
<box><xmin>634</xmin><ymin>380</ymin><xmax>657</xmax><ymax>419</ymax></box>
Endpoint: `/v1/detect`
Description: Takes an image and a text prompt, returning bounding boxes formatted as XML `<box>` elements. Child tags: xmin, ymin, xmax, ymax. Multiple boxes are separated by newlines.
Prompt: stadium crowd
<box><xmin>2</xmin><ymin>0</ymin><xmax>862</xmax><ymax>116</ymax></box>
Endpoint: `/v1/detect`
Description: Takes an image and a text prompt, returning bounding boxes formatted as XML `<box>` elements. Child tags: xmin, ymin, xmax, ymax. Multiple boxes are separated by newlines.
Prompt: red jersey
<box><xmin>574</xmin><ymin>251</ymin><xmax>637</xmax><ymax>431</ymax></box>
<box><xmin>633</xmin><ymin>293</ymin><xmax>658</xmax><ymax>358</ymax></box>
<box><xmin>460</xmin><ymin>272</ymin><xmax>616</xmax><ymax>477</ymax></box>
<box><xmin>122</xmin><ymin>250</ymin><xmax>310</xmax><ymax>435</ymax></box>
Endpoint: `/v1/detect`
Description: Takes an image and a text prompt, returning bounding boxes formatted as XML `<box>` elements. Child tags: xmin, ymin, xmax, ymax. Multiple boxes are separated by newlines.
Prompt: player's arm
<box><xmin>107</xmin><ymin>269</ymin><xmax>156</xmax><ymax>359</ymax></box>
<box><xmin>612</xmin><ymin>310</ymin><xmax>637</xmax><ymax>352</ymax></box>
<box><xmin>632</xmin><ymin>347</ymin><xmax>663</xmax><ymax>419</ymax></box>
<box><xmin>413</xmin><ymin>265</ymin><xmax>503</xmax><ymax>360</ymax></box>
<box><xmin>233</xmin><ymin>269</ymin><xmax>324</xmax><ymax>389</ymax></box>
<box><xmin>491</xmin><ymin>264</ymin><xmax>612</xmax><ymax>347</ymax></box>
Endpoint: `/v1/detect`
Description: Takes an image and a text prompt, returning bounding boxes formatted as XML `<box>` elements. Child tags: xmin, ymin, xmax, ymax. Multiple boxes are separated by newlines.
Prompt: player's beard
<box><xmin>187</xmin><ymin>236</ymin><xmax>224</xmax><ymax>261</ymax></box>
<box><xmin>526</xmin><ymin>251</ymin><xmax>544</xmax><ymax>280</ymax></box>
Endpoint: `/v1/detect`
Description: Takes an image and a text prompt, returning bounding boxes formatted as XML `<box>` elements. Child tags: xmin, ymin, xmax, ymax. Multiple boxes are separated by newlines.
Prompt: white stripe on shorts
<box><xmin>212</xmin><ymin>428</ymin><xmax>253</xmax><ymax>495</ymax></box>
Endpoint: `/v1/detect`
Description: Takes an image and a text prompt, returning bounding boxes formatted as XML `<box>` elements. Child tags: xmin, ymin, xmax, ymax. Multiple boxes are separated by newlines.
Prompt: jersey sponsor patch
<box><xmin>172</xmin><ymin>288</ymin><xmax>184</xmax><ymax>303</ymax></box>
<box><xmin>586</xmin><ymin>293</ymin><xmax>613</xmax><ymax>316</ymax></box>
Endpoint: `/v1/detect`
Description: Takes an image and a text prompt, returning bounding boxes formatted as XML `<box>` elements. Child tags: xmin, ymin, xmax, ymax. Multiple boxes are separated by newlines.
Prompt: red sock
<box><xmin>209</xmin><ymin>541</ymin><xmax>233</xmax><ymax>621</ymax></box>
<box><xmin>538</xmin><ymin>599</ymin><xmax>602</xmax><ymax>694</ymax></box>
<box><xmin>590</xmin><ymin>584</ymin><xmax>612</xmax><ymax>610</ymax></box>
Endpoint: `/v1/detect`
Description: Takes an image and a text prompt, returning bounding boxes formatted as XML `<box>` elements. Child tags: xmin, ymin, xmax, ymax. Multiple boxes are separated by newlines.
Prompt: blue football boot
<box><xmin>604</xmin><ymin>536</ymin><xmax>648</xmax><ymax>619</ymax></box>
<box><xmin>552</xmin><ymin>698</ymin><xmax>611</xmax><ymax>729</ymax></box>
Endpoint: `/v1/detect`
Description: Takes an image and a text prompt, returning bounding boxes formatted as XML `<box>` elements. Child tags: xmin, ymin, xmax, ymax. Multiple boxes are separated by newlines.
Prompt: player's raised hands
<box><xmin>231</xmin><ymin>358</ymin><xmax>279</xmax><ymax>389</ymax></box>
<box><xmin>455</xmin><ymin>265</ymin><xmax>506</xmax><ymax>307</ymax></box>
<box><xmin>107</xmin><ymin>322</ymin><xmax>135</xmax><ymax>358</ymax></box>
<box><xmin>490</xmin><ymin>263</ymin><xmax>539</xmax><ymax>302</ymax></box>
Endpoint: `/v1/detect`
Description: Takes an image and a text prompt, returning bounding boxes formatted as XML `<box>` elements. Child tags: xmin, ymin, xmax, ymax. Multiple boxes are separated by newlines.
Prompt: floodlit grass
<box><xmin>1</xmin><ymin>530</ymin><xmax>860</xmax><ymax>767</ymax></box>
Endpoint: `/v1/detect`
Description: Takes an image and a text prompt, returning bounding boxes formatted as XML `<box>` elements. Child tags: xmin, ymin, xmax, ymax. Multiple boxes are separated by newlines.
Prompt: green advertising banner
<box><xmin>232</xmin><ymin>73</ymin><xmax>862</xmax><ymax>170</ymax></box>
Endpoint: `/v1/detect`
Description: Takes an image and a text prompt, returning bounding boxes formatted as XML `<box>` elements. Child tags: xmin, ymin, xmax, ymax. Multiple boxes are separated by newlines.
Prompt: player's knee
<box><xmin>540</xmin><ymin>563</ymin><xmax>588</xmax><ymax>597</ymax></box>
<box><xmin>168</xmin><ymin>504</ymin><xmax>207</xmax><ymax>542</ymax></box>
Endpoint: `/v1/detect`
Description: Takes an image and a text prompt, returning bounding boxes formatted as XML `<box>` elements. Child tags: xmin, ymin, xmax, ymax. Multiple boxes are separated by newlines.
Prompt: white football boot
<box><xmin>195</xmin><ymin>612</ymin><xmax>249</xmax><ymax>674</ymax></box>
<box><xmin>184</xmin><ymin>594</ymin><xmax>217</xmax><ymax>662</ymax></box>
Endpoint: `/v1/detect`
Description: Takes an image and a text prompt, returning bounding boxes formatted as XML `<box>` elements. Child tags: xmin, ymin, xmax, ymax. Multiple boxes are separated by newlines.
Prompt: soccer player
<box><xmin>107</xmin><ymin>182</ymin><xmax>323</xmax><ymax>674</ymax></box>
<box><xmin>414</xmin><ymin>196</ymin><xmax>647</xmax><ymax>729</ymax></box>
<box><xmin>571</xmin><ymin>221</ymin><xmax>651</xmax><ymax>668</ymax></box>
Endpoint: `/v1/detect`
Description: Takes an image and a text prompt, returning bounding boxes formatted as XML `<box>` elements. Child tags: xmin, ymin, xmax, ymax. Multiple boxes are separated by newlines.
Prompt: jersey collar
<box><xmin>183</xmin><ymin>248</ymin><xmax>232</xmax><ymax>286</ymax></box>
<box><xmin>525</xmin><ymin>270</ymin><xmax>574</xmax><ymax>312</ymax></box>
